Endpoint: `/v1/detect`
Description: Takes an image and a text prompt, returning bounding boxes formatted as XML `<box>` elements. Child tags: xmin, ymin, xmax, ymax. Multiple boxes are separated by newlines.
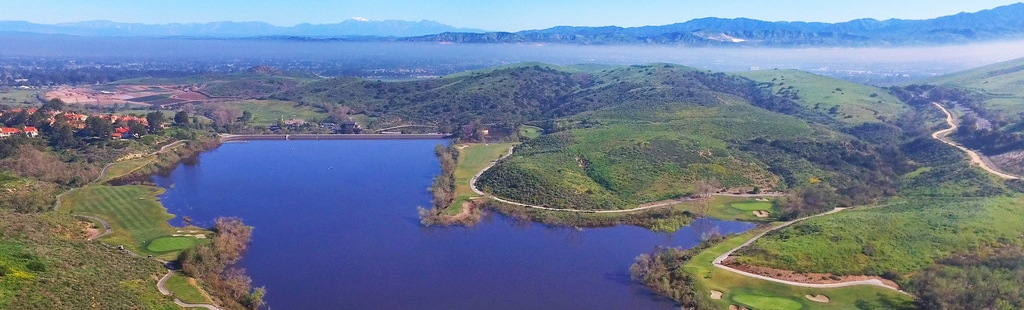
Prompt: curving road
<box><xmin>931</xmin><ymin>102</ymin><xmax>1019</xmax><ymax>180</ymax></box>
<box><xmin>469</xmin><ymin>145</ymin><xmax>783</xmax><ymax>214</ymax></box>
<box><xmin>710</xmin><ymin>208</ymin><xmax>908</xmax><ymax>293</ymax></box>
<box><xmin>158</xmin><ymin>270</ymin><xmax>221</xmax><ymax>310</ymax></box>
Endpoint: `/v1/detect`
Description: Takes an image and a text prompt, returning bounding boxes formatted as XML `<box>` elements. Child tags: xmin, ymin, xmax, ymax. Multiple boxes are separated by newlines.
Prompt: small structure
<box><xmin>0</xmin><ymin>127</ymin><xmax>20</xmax><ymax>139</ymax></box>
<box><xmin>22</xmin><ymin>126</ymin><xmax>38</xmax><ymax>138</ymax></box>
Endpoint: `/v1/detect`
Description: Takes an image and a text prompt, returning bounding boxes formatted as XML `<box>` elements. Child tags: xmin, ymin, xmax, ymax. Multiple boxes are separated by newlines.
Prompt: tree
<box><xmin>247</xmin><ymin>287</ymin><xmax>266</xmax><ymax>310</ymax></box>
<box><xmin>145</xmin><ymin>111</ymin><xmax>165</xmax><ymax>133</ymax></box>
<box><xmin>48</xmin><ymin>122</ymin><xmax>79</xmax><ymax>150</ymax></box>
<box><xmin>84</xmin><ymin>116</ymin><xmax>113</xmax><ymax>138</ymax></box>
<box><xmin>127</xmin><ymin>120</ymin><xmax>146</xmax><ymax>137</ymax></box>
<box><xmin>240</xmin><ymin>110</ymin><xmax>253</xmax><ymax>123</ymax></box>
<box><xmin>174</xmin><ymin>111</ymin><xmax>190</xmax><ymax>126</ymax></box>
<box><xmin>39</xmin><ymin>98</ymin><xmax>65</xmax><ymax>113</ymax></box>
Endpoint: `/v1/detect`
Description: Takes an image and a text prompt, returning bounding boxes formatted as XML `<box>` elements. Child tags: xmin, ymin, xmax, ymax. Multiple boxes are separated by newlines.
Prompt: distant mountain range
<box><xmin>2</xmin><ymin>3</ymin><xmax>1024</xmax><ymax>46</ymax></box>
<box><xmin>0</xmin><ymin>19</ymin><xmax>486</xmax><ymax>37</ymax></box>
<box><xmin>403</xmin><ymin>3</ymin><xmax>1024</xmax><ymax>46</ymax></box>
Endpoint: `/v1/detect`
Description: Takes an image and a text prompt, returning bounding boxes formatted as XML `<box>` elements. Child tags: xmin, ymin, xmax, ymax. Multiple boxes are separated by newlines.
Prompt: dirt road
<box><xmin>931</xmin><ymin>102</ymin><xmax>1019</xmax><ymax>180</ymax></box>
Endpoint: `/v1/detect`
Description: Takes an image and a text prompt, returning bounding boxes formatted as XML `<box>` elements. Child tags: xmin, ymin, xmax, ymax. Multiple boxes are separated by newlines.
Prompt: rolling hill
<box><xmin>279</xmin><ymin>63</ymin><xmax>918</xmax><ymax>211</ymax></box>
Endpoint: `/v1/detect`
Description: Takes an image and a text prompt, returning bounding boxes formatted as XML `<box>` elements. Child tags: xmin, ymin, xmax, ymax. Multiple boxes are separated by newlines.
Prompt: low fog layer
<box><xmin>2</xmin><ymin>33</ymin><xmax>1023</xmax><ymax>84</ymax></box>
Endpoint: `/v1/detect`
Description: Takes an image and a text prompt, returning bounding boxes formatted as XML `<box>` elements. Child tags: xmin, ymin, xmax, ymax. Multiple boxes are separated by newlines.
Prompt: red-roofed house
<box><xmin>22</xmin><ymin>126</ymin><xmax>38</xmax><ymax>138</ymax></box>
<box><xmin>0</xmin><ymin>127</ymin><xmax>20</xmax><ymax>138</ymax></box>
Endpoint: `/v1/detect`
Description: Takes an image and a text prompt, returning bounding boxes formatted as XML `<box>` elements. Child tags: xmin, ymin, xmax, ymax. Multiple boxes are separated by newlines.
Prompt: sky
<box><xmin>1</xmin><ymin>0</ymin><xmax>1021</xmax><ymax>31</ymax></box>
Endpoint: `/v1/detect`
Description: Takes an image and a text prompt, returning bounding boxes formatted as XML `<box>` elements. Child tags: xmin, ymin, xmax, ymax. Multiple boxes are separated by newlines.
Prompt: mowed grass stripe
<box><xmin>61</xmin><ymin>185</ymin><xmax>186</xmax><ymax>257</ymax></box>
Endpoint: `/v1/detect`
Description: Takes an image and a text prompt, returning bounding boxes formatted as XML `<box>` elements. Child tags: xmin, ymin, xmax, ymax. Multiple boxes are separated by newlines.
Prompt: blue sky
<box><xmin>1</xmin><ymin>0</ymin><xmax>1020</xmax><ymax>31</ymax></box>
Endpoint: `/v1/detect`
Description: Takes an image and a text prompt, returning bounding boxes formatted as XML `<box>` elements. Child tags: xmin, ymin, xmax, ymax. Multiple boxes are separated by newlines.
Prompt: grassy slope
<box><xmin>0</xmin><ymin>89</ymin><xmax>42</xmax><ymax>106</ymax></box>
<box><xmin>926</xmin><ymin>56</ymin><xmax>1024</xmax><ymax>114</ymax></box>
<box><xmin>445</xmin><ymin>143</ymin><xmax>515</xmax><ymax>215</ymax></box>
<box><xmin>479</xmin><ymin>87</ymin><xmax>811</xmax><ymax>210</ymax></box>
<box><xmin>101</xmin><ymin>156</ymin><xmax>157</xmax><ymax>183</ymax></box>
<box><xmin>226</xmin><ymin>99</ymin><xmax>327</xmax><ymax>125</ymax></box>
<box><xmin>165</xmin><ymin>273</ymin><xmax>211</xmax><ymax>305</ymax></box>
<box><xmin>735</xmin><ymin>196</ymin><xmax>1024</xmax><ymax>276</ymax></box>
<box><xmin>59</xmin><ymin>185</ymin><xmax>208</xmax><ymax>260</ymax></box>
<box><xmin>684</xmin><ymin>231</ymin><xmax>915</xmax><ymax>310</ymax></box>
<box><xmin>737</xmin><ymin>69</ymin><xmax>907</xmax><ymax>124</ymax></box>
<box><xmin>0</xmin><ymin>211</ymin><xmax>176</xmax><ymax>310</ymax></box>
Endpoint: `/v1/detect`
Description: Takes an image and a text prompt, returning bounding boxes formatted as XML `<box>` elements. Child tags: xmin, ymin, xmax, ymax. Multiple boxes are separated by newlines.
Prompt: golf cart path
<box><xmin>158</xmin><ymin>270</ymin><xmax>221</xmax><ymax>310</ymax></box>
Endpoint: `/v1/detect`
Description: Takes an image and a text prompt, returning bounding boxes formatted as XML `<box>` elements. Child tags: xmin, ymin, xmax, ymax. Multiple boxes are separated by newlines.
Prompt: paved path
<box><xmin>931</xmin><ymin>102</ymin><xmax>1019</xmax><ymax>180</ymax></box>
<box><xmin>709</xmin><ymin>208</ymin><xmax>906</xmax><ymax>292</ymax></box>
<box><xmin>73</xmin><ymin>215</ymin><xmax>112</xmax><ymax>241</ymax></box>
<box><xmin>158</xmin><ymin>270</ymin><xmax>221</xmax><ymax>310</ymax></box>
<box><xmin>469</xmin><ymin>145</ymin><xmax>783</xmax><ymax>214</ymax></box>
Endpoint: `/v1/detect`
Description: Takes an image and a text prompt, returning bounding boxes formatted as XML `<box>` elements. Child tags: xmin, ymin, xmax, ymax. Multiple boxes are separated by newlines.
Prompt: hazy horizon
<box><xmin>0</xmin><ymin>0</ymin><xmax>1020</xmax><ymax>32</ymax></box>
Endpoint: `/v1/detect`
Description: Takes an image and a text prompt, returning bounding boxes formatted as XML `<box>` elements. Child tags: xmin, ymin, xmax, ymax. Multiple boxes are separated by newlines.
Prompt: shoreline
<box><xmin>219</xmin><ymin>133</ymin><xmax>449</xmax><ymax>142</ymax></box>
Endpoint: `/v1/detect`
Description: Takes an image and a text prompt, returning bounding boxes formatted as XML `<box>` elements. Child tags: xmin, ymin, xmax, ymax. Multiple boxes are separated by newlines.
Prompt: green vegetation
<box><xmin>519</xmin><ymin>125</ymin><xmax>543</xmax><ymax>139</ymax></box>
<box><xmin>910</xmin><ymin>246</ymin><xmax>1024</xmax><ymax>309</ymax></box>
<box><xmin>732</xmin><ymin>294</ymin><xmax>805</xmax><ymax>310</ymax></box>
<box><xmin>735</xmin><ymin>196</ymin><xmax>1024</xmax><ymax>277</ymax></box>
<box><xmin>101</xmin><ymin>155</ymin><xmax>156</xmax><ymax>182</ymax></box>
<box><xmin>0</xmin><ymin>88</ymin><xmax>41</xmax><ymax>106</ymax></box>
<box><xmin>730</xmin><ymin>201</ymin><xmax>773</xmax><ymax>211</ymax></box>
<box><xmin>165</xmin><ymin>272</ymin><xmax>211</xmax><ymax>305</ymax></box>
<box><xmin>926</xmin><ymin>56</ymin><xmax>1024</xmax><ymax>115</ymax></box>
<box><xmin>737</xmin><ymin>70</ymin><xmax>906</xmax><ymax>124</ymax></box>
<box><xmin>148</xmin><ymin>236</ymin><xmax>199</xmax><ymax>252</ymax></box>
<box><xmin>681</xmin><ymin>231</ymin><xmax>915</xmax><ymax>310</ymax></box>
<box><xmin>179</xmin><ymin>218</ymin><xmax>265</xmax><ymax>310</ymax></box>
<box><xmin>226</xmin><ymin>99</ymin><xmax>328</xmax><ymax>125</ymax></box>
<box><xmin>59</xmin><ymin>185</ymin><xmax>206</xmax><ymax>259</ymax></box>
<box><xmin>0</xmin><ymin>210</ymin><xmax>176</xmax><ymax>310</ymax></box>
<box><xmin>633</xmin><ymin>232</ymin><xmax>913</xmax><ymax>310</ymax></box>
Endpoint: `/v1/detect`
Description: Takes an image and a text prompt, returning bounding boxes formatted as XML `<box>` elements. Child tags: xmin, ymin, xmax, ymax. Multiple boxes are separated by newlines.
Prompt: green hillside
<box><xmin>926</xmin><ymin>56</ymin><xmax>1024</xmax><ymax>114</ymax></box>
<box><xmin>737</xmin><ymin>70</ymin><xmax>907</xmax><ymax>124</ymax></box>
<box><xmin>0</xmin><ymin>210</ymin><xmax>176</xmax><ymax>309</ymax></box>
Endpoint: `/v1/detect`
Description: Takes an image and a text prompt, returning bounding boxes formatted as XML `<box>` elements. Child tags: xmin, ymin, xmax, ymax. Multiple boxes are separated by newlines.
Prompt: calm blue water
<box><xmin>153</xmin><ymin>140</ymin><xmax>754</xmax><ymax>309</ymax></box>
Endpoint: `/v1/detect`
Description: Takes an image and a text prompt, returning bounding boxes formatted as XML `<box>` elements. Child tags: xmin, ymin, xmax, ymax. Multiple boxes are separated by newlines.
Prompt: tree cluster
<box><xmin>179</xmin><ymin>217</ymin><xmax>265</xmax><ymax>310</ymax></box>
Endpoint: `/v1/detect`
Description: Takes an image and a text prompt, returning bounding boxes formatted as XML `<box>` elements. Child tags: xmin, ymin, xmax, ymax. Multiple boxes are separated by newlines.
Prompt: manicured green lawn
<box><xmin>733</xmin><ymin>294</ymin><xmax>804</xmax><ymax>310</ymax></box>
<box><xmin>59</xmin><ymin>185</ymin><xmax>207</xmax><ymax>260</ymax></box>
<box><xmin>165</xmin><ymin>273</ymin><xmax>211</xmax><ymax>305</ymax></box>
<box><xmin>730</xmin><ymin>201</ymin><xmax>773</xmax><ymax>211</ymax></box>
<box><xmin>445</xmin><ymin>143</ymin><xmax>515</xmax><ymax>215</ymax></box>
<box><xmin>684</xmin><ymin>230</ymin><xmax>915</xmax><ymax>310</ymax></box>
<box><xmin>147</xmin><ymin>236</ymin><xmax>197</xmax><ymax>253</ymax></box>
<box><xmin>670</xmin><ymin>196</ymin><xmax>776</xmax><ymax>222</ymax></box>
<box><xmin>227</xmin><ymin>99</ymin><xmax>327</xmax><ymax>125</ymax></box>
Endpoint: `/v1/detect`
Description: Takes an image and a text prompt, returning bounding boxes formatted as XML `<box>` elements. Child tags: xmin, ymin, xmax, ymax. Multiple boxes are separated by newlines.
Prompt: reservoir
<box><xmin>153</xmin><ymin>140</ymin><xmax>754</xmax><ymax>309</ymax></box>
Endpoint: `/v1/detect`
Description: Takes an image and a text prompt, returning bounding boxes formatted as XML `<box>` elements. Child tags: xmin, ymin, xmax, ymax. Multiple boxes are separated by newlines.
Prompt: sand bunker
<box><xmin>755</xmin><ymin>198</ymin><xmax>769</xmax><ymax>202</ymax></box>
<box><xmin>171</xmin><ymin>234</ymin><xmax>207</xmax><ymax>238</ymax></box>
<box><xmin>753</xmin><ymin>210</ymin><xmax>771</xmax><ymax>218</ymax></box>
<box><xmin>806</xmin><ymin>294</ymin><xmax>831</xmax><ymax>303</ymax></box>
<box><xmin>728</xmin><ymin>305</ymin><xmax>749</xmax><ymax>310</ymax></box>
<box><xmin>710</xmin><ymin>290</ymin><xmax>723</xmax><ymax>300</ymax></box>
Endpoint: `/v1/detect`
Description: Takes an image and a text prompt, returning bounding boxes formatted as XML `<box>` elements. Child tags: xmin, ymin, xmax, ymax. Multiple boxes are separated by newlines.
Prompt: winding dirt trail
<box><xmin>469</xmin><ymin>145</ymin><xmax>782</xmax><ymax>214</ymax></box>
<box><xmin>931</xmin><ymin>102</ymin><xmax>1019</xmax><ymax>180</ymax></box>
